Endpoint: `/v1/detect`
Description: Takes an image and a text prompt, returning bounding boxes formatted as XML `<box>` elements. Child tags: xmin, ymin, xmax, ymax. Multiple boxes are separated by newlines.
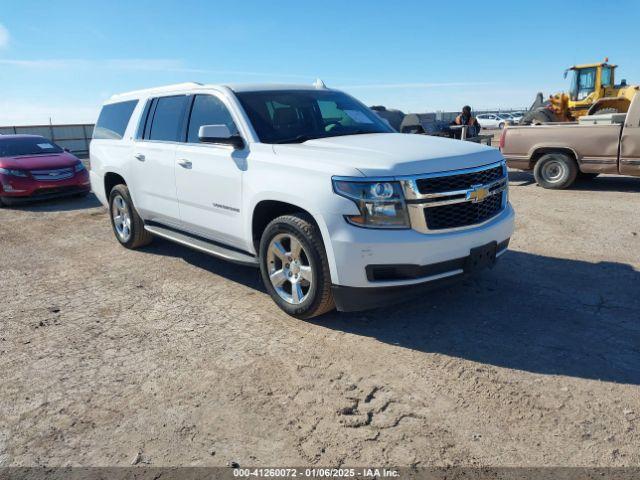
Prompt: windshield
<box><xmin>235</xmin><ymin>90</ymin><xmax>394</xmax><ymax>144</ymax></box>
<box><xmin>0</xmin><ymin>136</ymin><xmax>64</xmax><ymax>157</ymax></box>
<box><xmin>569</xmin><ymin>68</ymin><xmax>596</xmax><ymax>101</ymax></box>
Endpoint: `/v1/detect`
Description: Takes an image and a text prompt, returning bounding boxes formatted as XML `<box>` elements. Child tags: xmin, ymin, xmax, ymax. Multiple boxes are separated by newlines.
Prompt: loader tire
<box><xmin>521</xmin><ymin>108</ymin><xmax>558</xmax><ymax>125</ymax></box>
<box><xmin>591</xmin><ymin>107</ymin><xmax>618</xmax><ymax>115</ymax></box>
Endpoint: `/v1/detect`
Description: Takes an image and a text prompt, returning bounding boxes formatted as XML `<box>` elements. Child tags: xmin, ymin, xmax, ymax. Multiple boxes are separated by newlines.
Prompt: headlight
<box><xmin>74</xmin><ymin>162</ymin><xmax>86</xmax><ymax>173</ymax></box>
<box><xmin>332</xmin><ymin>178</ymin><xmax>410</xmax><ymax>229</ymax></box>
<box><xmin>0</xmin><ymin>167</ymin><xmax>29</xmax><ymax>177</ymax></box>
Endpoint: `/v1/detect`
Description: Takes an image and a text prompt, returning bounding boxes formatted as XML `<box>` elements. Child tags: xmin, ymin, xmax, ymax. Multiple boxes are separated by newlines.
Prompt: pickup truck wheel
<box><xmin>108</xmin><ymin>184</ymin><xmax>153</xmax><ymax>249</ymax></box>
<box><xmin>533</xmin><ymin>153</ymin><xmax>578</xmax><ymax>189</ymax></box>
<box><xmin>259</xmin><ymin>214</ymin><xmax>335</xmax><ymax>319</ymax></box>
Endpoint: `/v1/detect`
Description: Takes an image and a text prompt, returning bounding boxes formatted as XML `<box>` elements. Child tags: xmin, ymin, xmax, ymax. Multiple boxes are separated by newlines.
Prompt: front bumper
<box><xmin>0</xmin><ymin>170</ymin><xmax>91</xmax><ymax>201</ymax></box>
<box><xmin>332</xmin><ymin>238</ymin><xmax>509</xmax><ymax>312</ymax></box>
<box><xmin>325</xmin><ymin>202</ymin><xmax>515</xmax><ymax>288</ymax></box>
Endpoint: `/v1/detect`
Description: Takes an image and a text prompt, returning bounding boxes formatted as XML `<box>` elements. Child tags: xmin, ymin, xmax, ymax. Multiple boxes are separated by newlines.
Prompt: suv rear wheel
<box><xmin>533</xmin><ymin>152</ymin><xmax>578</xmax><ymax>189</ymax></box>
<box><xmin>108</xmin><ymin>184</ymin><xmax>153</xmax><ymax>249</ymax></box>
<box><xmin>259</xmin><ymin>214</ymin><xmax>335</xmax><ymax>319</ymax></box>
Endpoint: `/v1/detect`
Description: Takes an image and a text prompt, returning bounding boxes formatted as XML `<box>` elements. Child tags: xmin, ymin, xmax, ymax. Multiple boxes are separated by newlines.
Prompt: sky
<box><xmin>1</xmin><ymin>0</ymin><xmax>639</xmax><ymax>125</ymax></box>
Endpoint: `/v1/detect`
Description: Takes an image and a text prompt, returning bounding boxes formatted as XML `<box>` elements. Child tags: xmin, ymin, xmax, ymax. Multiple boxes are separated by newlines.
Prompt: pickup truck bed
<box><xmin>501</xmin><ymin>89</ymin><xmax>640</xmax><ymax>189</ymax></box>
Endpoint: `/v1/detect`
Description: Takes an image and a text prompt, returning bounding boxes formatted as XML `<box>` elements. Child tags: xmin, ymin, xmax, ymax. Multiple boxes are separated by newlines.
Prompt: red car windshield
<box><xmin>0</xmin><ymin>137</ymin><xmax>64</xmax><ymax>157</ymax></box>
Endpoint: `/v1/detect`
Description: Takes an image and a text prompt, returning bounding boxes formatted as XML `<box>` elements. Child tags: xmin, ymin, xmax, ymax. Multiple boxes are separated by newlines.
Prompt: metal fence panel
<box><xmin>51</xmin><ymin>125</ymin><xmax>87</xmax><ymax>140</ymax></box>
<box><xmin>13</xmin><ymin>126</ymin><xmax>52</xmax><ymax>137</ymax></box>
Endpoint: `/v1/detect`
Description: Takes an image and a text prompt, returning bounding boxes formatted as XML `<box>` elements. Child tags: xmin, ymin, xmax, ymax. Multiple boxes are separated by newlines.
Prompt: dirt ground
<box><xmin>1</xmin><ymin>171</ymin><xmax>639</xmax><ymax>468</ymax></box>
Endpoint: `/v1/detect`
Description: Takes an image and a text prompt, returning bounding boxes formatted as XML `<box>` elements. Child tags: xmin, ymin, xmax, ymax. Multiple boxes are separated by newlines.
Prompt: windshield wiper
<box><xmin>328</xmin><ymin>129</ymin><xmax>379</xmax><ymax>138</ymax></box>
<box><xmin>272</xmin><ymin>134</ymin><xmax>317</xmax><ymax>144</ymax></box>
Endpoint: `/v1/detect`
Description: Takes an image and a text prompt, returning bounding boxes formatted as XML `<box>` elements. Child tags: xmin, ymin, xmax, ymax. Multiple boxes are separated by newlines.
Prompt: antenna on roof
<box><xmin>314</xmin><ymin>78</ymin><xmax>327</xmax><ymax>89</ymax></box>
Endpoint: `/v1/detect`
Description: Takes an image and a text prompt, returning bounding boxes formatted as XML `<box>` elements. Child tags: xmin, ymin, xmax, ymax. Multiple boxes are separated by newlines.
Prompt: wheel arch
<box><xmin>252</xmin><ymin>200</ymin><xmax>319</xmax><ymax>251</ymax></box>
<box><xmin>104</xmin><ymin>171</ymin><xmax>127</xmax><ymax>198</ymax></box>
<box><xmin>250</xmin><ymin>198</ymin><xmax>339</xmax><ymax>284</ymax></box>
<box><xmin>530</xmin><ymin>146</ymin><xmax>580</xmax><ymax>165</ymax></box>
<box><xmin>587</xmin><ymin>96</ymin><xmax>631</xmax><ymax>116</ymax></box>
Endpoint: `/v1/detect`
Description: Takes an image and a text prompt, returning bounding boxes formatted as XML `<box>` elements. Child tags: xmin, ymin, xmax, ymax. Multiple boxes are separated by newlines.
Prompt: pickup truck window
<box><xmin>236</xmin><ymin>90</ymin><xmax>393</xmax><ymax>144</ymax></box>
<box><xmin>187</xmin><ymin>95</ymin><xmax>238</xmax><ymax>143</ymax></box>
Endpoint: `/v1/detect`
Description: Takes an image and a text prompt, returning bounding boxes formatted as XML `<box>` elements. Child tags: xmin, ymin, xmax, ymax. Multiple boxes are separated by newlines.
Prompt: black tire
<box><xmin>591</xmin><ymin>107</ymin><xmax>618</xmax><ymax>115</ymax></box>
<box><xmin>533</xmin><ymin>152</ymin><xmax>578</xmax><ymax>189</ymax></box>
<box><xmin>521</xmin><ymin>108</ymin><xmax>558</xmax><ymax>125</ymax></box>
<box><xmin>259</xmin><ymin>214</ymin><xmax>335</xmax><ymax>319</ymax></box>
<box><xmin>108</xmin><ymin>184</ymin><xmax>153</xmax><ymax>249</ymax></box>
<box><xmin>498</xmin><ymin>122</ymin><xmax>505</xmax><ymax>129</ymax></box>
<box><xmin>0</xmin><ymin>197</ymin><xmax>6</xmax><ymax>207</ymax></box>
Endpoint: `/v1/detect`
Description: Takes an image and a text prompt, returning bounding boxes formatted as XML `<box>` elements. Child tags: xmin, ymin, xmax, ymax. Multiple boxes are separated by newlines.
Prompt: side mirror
<box><xmin>63</xmin><ymin>147</ymin><xmax>71</xmax><ymax>152</ymax></box>
<box><xmin>198</xmin><ymin>124</ymin><xmax>244</xmax><ymax>149</ymax></box>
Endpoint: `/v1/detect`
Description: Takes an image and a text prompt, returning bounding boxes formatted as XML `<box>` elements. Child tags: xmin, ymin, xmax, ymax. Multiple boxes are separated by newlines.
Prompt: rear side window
<box><xmin>93</xmin><ymin>100</ymin><xmax>138</xmax><ymax>140</ymax></box>
<box><xmin>187</xmin><ymin>95</ymin><xmax>238</xmax><ymax>143</ymax></box>
<box><xmin>148</xmin><ymin>95</ymin><xmax>189</xmax><ymax>142</ymax></box>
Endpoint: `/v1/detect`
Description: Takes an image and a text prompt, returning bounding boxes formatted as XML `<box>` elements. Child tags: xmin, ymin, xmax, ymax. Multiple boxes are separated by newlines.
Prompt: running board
<box><xmin>144</xmin><ymin>225</ymin><xmax>259</xmax><ymax>267</ymax></box>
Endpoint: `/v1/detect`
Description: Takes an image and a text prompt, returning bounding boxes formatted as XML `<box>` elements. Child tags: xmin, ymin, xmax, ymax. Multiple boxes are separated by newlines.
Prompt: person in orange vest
<box><xmin>453</xmin><ymin>105</ymin><xmax>480</xmax><ymax>139</ymax></box>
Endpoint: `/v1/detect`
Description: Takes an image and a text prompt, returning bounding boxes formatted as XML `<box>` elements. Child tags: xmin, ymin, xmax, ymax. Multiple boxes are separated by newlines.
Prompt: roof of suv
<box><xmin>109</xmin><ymin>82</ymin><xmax>329</xmax><ymax>101</ymax></box>
<box><xmin>0</xmin><ymin>134</ymin><xmax>45</xmax><ymax>140</ymax></box>
<box><xmin>225</xmin><ymin>83</ymin><xmax>323</xmax><ymax>92</ymax></box>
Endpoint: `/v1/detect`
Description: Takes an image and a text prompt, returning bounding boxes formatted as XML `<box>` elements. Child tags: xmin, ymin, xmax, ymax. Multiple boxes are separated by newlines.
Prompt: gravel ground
<box><xmin>1</xmin><ymin>172</ymin><xmax>639</xmax><ymax>467</ymax></box>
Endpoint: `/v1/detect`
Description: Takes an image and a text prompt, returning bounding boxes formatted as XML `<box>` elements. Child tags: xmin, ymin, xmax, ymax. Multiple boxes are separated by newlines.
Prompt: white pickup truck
<box><xmin>90</xmin><ymin>82</ymin><xmax>514</xmax><ymax>318</ymax></box>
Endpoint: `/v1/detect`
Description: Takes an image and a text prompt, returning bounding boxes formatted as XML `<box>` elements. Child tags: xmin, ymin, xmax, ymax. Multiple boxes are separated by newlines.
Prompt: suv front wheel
<box><xmin>259</xmin><ymin>214</ymin><xmax>335</xmax><ymax>319</ymax></box>
<box><xmin>108</xmin><ymin>184</ymin><xmax>153</xmax><ymax>249</ymax></box>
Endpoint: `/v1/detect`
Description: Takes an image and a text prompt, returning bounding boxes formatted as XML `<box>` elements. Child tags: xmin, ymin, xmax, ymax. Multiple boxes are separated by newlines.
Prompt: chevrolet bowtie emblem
<box><xmin>467</xmin><ymin>184</ymin><xmax>490</xmax><ymax>203</ymax></box>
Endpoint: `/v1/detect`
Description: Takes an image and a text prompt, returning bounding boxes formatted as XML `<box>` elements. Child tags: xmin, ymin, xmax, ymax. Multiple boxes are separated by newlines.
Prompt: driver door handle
<box><xmin>134</xmin><ymin>153</ymin><xmax>145</xmax><ymax>161</ymax></box>
<box><xmin>177</xmin><ymin>159</ymin><xmax>192</xmax><ymax>169</ymax></box>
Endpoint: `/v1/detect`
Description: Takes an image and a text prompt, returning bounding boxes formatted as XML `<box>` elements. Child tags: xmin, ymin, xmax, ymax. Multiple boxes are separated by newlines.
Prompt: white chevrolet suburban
<box><xmin>90</xmin><ymin>82</ymin><xmax>514</xmax><ymax>318</ymax></box>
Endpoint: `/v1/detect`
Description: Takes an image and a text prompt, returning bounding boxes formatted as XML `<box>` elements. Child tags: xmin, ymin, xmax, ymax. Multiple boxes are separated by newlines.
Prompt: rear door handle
<box><xmin>177</xmin><ymin>159</ymin><xmax>192</xmax><ymax>169</ymax></box>
<box><xmin>134</xmin><ymin>153</ymin><xmax>145</xmax><ymax>161</ymax></box>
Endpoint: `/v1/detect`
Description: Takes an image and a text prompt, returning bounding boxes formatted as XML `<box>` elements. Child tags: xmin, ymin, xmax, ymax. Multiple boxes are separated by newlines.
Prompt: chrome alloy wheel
<box><xmin>111</xmin><ymin>194</ymin><xmax>132</xmax><ymax>242</ymax></box>
<box><xmin>541</xmin><ymin>159</ymin><xmax>566</xmax><ymax>184</ymax></box>
<box><xmin>266</xmin><ymin>233</ymin><xmax>313</xmax><ymax>305</ymax></box>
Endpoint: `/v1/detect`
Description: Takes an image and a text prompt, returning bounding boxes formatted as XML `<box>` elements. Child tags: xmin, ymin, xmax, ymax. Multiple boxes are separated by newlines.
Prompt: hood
<box><xmin>0</xmin><ymin>151</ymin><xmax>80</xmax><ymax>170</ymax></box>
<box><xmin>272</xmin><ymin>133</ymin><xmax>503</xmax><ymax>177</ymax></box>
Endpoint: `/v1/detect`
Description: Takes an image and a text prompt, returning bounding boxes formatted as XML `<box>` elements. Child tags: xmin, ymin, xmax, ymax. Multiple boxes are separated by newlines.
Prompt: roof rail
<box><xmin>110</xmin><ymin>82</ymin><xmax>204</xmax><ymax>99</ymax></box>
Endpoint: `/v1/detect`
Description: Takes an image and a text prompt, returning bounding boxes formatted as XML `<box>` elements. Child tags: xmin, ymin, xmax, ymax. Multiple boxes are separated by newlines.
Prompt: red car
<box><xmin>0</xmin><ymin>134</ymin><xmax>91</xmax><ymax>206</ymax></box>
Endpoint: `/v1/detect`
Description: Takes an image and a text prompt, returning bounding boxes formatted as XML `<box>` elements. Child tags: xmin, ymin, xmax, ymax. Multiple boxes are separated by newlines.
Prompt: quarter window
<box><xmin>94</xmin><ymin>100</ymin><xmax>138</xmax><ymax>140</ymax></box>
<box><xmin>148</xmin><ymin>95</ymin><xmax>189</xmax><ymax>142</ymax></box>
<box><xmin>187</xmin><ymin>95</ymin><xmax>238</xmax><ymax>143</ymax></box>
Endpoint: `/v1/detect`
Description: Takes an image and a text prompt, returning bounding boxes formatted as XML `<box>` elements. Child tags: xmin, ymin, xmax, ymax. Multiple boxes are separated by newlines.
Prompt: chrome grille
<box><xmin>416</xmin><ymin>165</ymin><xmax>504</xmax><ymax>194</ymax></box>
<box><xmin>424</xmin><ymin>192</ymin><xmax>504</xmax><ymax>230</ymax></box>
<box><xmin>31</xmin><ymin>168</ymin><xmax>74</xmax><ymax>181</ymax></box>
<box><xmin>400</xmin><ymin>161</ymin><xmax>508</xmax><ymax>233</ymax></box>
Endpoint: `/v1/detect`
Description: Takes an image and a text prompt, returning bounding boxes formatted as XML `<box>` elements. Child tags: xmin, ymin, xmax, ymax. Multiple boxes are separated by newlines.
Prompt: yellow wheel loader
<box><xmin>521</xmin><ymin>59</ymin><xmax>639</xmax><ymax>124</ymax></box>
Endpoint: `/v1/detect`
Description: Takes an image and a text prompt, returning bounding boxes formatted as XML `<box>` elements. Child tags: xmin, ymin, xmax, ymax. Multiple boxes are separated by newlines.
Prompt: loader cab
<box><xmin>566</xmin><ymin>63</ymin><xmax>616</xmax><ymax>102</ymax></box>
